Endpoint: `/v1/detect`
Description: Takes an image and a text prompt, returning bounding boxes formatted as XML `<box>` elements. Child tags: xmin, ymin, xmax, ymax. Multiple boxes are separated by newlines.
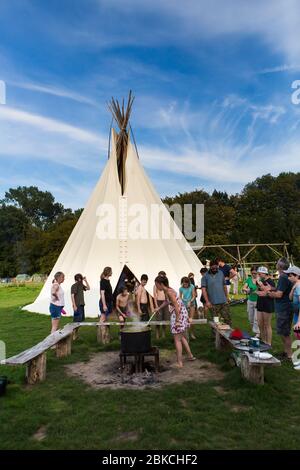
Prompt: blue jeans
<box><xmin>73</xmin><ymin>305</ymin><xmax>85</xmax><ymax>322</ymax></box>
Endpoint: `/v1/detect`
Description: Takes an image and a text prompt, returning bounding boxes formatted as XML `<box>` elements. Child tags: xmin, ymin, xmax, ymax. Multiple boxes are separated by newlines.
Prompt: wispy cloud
<box><xmin>9</xmin><ymin>80</ymin><xmax>99</xmax><ymax>107</ymax></box>
<box><xmin>258</xmin><ymin>64</ymin><xmax>300</xmax><ymax>74</ymax></box>
<box><xmin>60</xmin><ymin>0</ymin><xmax>300</xmax><ymax>63</ymax></box>
<box><xmin>0</xmin><ymin>106</ymin><xmax>105</xmax><ymax>145</ymax></box>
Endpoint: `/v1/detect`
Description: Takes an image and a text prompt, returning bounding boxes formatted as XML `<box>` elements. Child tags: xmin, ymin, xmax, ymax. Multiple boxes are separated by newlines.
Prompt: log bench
<box><xmin>208</xmin><ymin>321</ymin><xmax>281</xmax><ymax>384</ymax></box>
<box><xmin>0</xmin><ymin>323</ymin><xmax>80</xmax><ymax>385</ymax></box>
<box><xmin>78</xmin><ymin>319</ymin><xmax>207</xmax><ymax>344</ymax></box>
<box><xmin>240</xmin><ymin>351</ymin><xmax>280</xmax><ymax>385</ymax></box>
<box><xmin>208</xmin><ymin>321</ymin><xmax>235</xmax><ymax>352</ymax></box>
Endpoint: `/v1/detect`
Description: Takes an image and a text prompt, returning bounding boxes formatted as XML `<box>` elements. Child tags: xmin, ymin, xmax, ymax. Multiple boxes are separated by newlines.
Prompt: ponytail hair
<box><xmin>53</xmin><ymin>271</ymin><xmax>64</xmax><ymax>283</ymax></box>
<box><xmin>101</xmin><ymin>266</ymin><xmax>112</xmax><ymax>279</ymax></box>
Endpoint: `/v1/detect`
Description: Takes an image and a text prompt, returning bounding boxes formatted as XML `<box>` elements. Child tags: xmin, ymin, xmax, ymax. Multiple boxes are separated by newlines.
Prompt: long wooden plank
<box><xmin>0</xmin><ymin>323</ymin><xmax>78</xmax><ymax>365</ymax></box>
<box><xmin>79</xmin><ymin>319</ymin><xmax>207</xmax><ymax>326</ymax></box>
<box><xmin>243</xmin><ymin>351</ymin><xmax>280</xmax><ymax>366</ymax></box>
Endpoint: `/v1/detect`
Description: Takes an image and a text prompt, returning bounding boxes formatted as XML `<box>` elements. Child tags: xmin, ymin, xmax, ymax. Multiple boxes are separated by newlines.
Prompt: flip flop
<box><xmin>188</xmin><ymin>356</ymin><xmax>196</xmax><ymax>361</ymax></box>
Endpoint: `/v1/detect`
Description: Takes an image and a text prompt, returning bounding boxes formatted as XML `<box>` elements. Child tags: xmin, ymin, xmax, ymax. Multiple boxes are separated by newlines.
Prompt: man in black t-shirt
<box><xmin>268</xmin><ymin>258</ymin><xmax>293</xmax><ymax>360</ymax></box>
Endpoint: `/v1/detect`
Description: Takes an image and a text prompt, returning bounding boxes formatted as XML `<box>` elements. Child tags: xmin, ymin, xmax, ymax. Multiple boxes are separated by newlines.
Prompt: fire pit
<box><xmin>120</xmin><ymin>325</ymin><xmax>151</xmax><ymax>354</ymax></box>
<box><xmin>120</xmin><ymin>324</ymin><xmax>159</xmax><ymax>373</ymax></box>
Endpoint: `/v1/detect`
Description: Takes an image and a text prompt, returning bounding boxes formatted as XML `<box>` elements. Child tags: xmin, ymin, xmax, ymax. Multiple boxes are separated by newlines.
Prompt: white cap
<box><xmin>284</xmin><ymin>266</ymin><xmax>300</xmax><ymax>276</ymax></box>
<box><xmin>257</xmin><ymin>266</ymin><xmax>269</xmax><ymax>274</ymax></box>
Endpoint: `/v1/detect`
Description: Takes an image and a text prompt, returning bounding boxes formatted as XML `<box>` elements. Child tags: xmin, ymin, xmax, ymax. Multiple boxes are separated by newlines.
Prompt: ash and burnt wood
<box><xmin>108</xmin><ymin>90</ymin><xmax>134</xmax><ymax>194</ymax></box>
<box><xmin>119</xmin><ymin>347</ymin><xmax>159</xmax><ymax>373</ymax></box>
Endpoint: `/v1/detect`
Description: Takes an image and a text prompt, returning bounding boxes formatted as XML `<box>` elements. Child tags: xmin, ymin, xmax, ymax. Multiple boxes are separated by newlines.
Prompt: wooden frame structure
<box><xmin>193</xmin><ymin>242</ymin><xmax>290</xmax><ymax>275</ymax></box>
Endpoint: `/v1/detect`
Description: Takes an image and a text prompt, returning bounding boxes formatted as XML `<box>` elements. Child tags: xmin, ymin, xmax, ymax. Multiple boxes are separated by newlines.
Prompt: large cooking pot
<box><xmin>121</xmin><ymin>325</ymin><xmax>151</xmax><ymax>353</ymax></box>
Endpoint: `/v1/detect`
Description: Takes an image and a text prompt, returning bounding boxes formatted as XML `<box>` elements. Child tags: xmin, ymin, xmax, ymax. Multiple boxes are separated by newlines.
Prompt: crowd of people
<box><xmin>242</xmin><ymin>259</ymin><xmax>300</xmax><ymax>363</ymax></box>
<box><xmin>48</xmin><ymin>256</ymin><xmax>300</xmax><ymax>367</ymax></box>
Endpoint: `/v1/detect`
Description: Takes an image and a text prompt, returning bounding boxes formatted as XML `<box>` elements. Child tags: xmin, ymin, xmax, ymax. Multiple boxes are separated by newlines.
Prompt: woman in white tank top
<box><xmin>49</xmin><ymin>271</ymin><xmax>65</xmax><ymax>333</ymax></box>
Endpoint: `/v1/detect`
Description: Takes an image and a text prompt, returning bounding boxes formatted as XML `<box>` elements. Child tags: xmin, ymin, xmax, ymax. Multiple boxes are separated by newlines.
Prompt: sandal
<box><xmin>188</xmin><ymin>356</ymin><xmax>196</xmax><ymax>361</ymax></box>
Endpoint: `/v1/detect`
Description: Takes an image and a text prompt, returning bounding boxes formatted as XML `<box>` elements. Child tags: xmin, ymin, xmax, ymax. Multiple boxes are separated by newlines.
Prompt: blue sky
<box><xmin>0</xmin><ymin>0</ymin><xmax>300</xmax><ymax>209</ymax></box>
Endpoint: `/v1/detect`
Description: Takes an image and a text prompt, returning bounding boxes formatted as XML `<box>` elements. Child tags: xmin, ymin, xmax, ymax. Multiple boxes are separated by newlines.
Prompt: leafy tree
<box><xmin>1</xmin><ymin>186</ymin><xmax>66</xmax><ymax>229</ymax></box>
<box><xmin>0</xmin><ymin>205</ymin><xmax>29</xmax><ymax>276</ymax></box>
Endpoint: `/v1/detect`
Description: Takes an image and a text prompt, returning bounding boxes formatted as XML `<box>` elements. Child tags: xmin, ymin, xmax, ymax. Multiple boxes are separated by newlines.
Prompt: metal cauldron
<box><xmin>120</xmin><ymin>325</ymin><xmax>151</xmax><ymax>353</ymax></box>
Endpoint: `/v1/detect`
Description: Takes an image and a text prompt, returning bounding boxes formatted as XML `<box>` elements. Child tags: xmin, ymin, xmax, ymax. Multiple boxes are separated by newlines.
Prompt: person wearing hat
<box><xmin>255</xmin><ymin>266</ymin><xmax>275</xmax><ymax>346</ymax></box>
<box><xmin>267</xmin><ymin>258</ymin><xmax>293</xmax><ymax>360</ymax></box>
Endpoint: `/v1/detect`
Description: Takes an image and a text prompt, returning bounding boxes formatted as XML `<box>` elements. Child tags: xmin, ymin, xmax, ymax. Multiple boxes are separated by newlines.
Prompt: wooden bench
<box><xmin>78</xmin><ymin>319</ymin><xmax>207</xmax><ymax>344</ymax></box>
<box><xmin>240</xmin><ymin>351</ymin><xmax>280</xmax><ymax>385</ymax></box>
<box><xmin>209</xmin><ymin>321</ymin><xmax>234</xmax><ymax>352</ymax></box>
<box><xmin>0</xmin><ymin>323</ymin><xmax>80</xmax><ymax>385</ymax></box>
<box><xmin>209</xmin><ymin>321</ymin><xmax>281</xmax><ymax>384</ymax></box>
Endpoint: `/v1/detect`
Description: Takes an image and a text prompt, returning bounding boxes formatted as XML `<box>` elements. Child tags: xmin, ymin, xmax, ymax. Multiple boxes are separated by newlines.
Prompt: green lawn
<box><xmin>0</xmin><ymin>284</ymin><xmax>300</xmax><ymax>450</ymax></box>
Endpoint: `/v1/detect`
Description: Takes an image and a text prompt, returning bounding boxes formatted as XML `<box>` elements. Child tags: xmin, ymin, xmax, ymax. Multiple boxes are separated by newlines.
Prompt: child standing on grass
<box><xmin>49</xmin><ymin>271</ymin><xmax>65</xmax><ymax>334</ymax></box>
<box><xmin>116</xmin><ymin>287</ymin><xmax>130</xmax><ymax>329</ymax></box>
<box><xmin>136</xmin><ymin>274</ymin><xmax>151</xmax><ymax>321</ymax></box>
<box><xmin>71</xmin><ymin>274</ymin><xmax>90</xmax><ymax>322</ymax></box>
<box><xmin>179</xmin><ymin>277</ymin><xmax>197</xmax><ymax>339</ymax></box>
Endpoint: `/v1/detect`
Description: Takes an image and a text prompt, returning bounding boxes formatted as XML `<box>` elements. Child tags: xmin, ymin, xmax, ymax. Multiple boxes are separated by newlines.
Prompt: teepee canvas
<box><xmin>24</xmin><ymin>94</ymin><xmax>202</xmax><ymax>317</ymax></box>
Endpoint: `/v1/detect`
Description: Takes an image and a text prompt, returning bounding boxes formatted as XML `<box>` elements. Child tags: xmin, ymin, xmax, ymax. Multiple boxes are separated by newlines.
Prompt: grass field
<box><xmin>1</xmin><ymin>284</ymin><xmax>300</xmax><ymax>450</ymax></box>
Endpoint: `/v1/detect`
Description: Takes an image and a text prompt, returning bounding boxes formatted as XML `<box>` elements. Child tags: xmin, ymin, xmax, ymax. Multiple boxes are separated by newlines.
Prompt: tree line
<box><xmin>0</xmin><ymin>172</ymin><xmax>299</xmax><ymax>277</ymax></box>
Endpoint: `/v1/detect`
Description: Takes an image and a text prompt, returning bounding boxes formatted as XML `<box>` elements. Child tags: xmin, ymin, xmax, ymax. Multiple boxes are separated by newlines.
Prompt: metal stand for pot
<box><xmin>119</xmin><ymin>347</ymin><xmax>159</xmax><ymax>373</ymax></box>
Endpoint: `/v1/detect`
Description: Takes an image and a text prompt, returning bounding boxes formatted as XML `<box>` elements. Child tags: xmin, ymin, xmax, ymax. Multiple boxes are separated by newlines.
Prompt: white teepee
<box><xmin>24</xmin><ymin>99</ymin><xmax>202</xmax><ymax>317</ymax></box>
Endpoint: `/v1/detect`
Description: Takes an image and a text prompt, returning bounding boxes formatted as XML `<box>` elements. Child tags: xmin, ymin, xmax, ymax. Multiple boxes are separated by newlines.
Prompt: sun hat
<box><xmin>257</xmin><ymin>266</ymin><xmax>269</xmax><ymax>274</ymax></box>
<box><xmin>284</xmin><ymin>266</ymin><xmax>300</xmax><ymax>277</ymax></box>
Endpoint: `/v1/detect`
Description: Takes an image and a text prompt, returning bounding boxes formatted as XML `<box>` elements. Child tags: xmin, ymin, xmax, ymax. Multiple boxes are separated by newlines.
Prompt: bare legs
<box><xmin>257</xmin><ymin>311</ymin><xmax>272</xmax><ymax>345</ymax></box>
<box><xmin>100</xmin><ymin>314</ymin><xmax>110</xmax><ymax>343</ymax></box>
<box><xmin>282</xmin><ymin>335</ymin><xmax>292</xmax><ymax>358</ymax></box>
<box><xmin>174</xmin><ymin>332</ymin><xmax>194</xmax><ymax>367</ymax></box>
<box><xmin>118</xmin><ymin>315</ymin><xmax>125</xmax><ymax>331</ymax></box>
<box><xmin>156</xmin><ymin>325</ymin><xmax>166</xmax><ymax>340</ymax></box>
<box><xmin>189</xmin><ymin>305</ymin><xmax>196</xmax><ymax>339</ymax></box>
<box><xmin>51</xmin><ymin>318</ymin><xmax>60</xmax><ymax>334</ymax></box>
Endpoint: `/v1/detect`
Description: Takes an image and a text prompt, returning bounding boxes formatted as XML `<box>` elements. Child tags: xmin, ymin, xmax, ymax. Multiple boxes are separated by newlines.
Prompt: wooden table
<box><xmin>209</xmin><ymin>321</ymin><xmax>281</xmax><ymax>384</ymax></box>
